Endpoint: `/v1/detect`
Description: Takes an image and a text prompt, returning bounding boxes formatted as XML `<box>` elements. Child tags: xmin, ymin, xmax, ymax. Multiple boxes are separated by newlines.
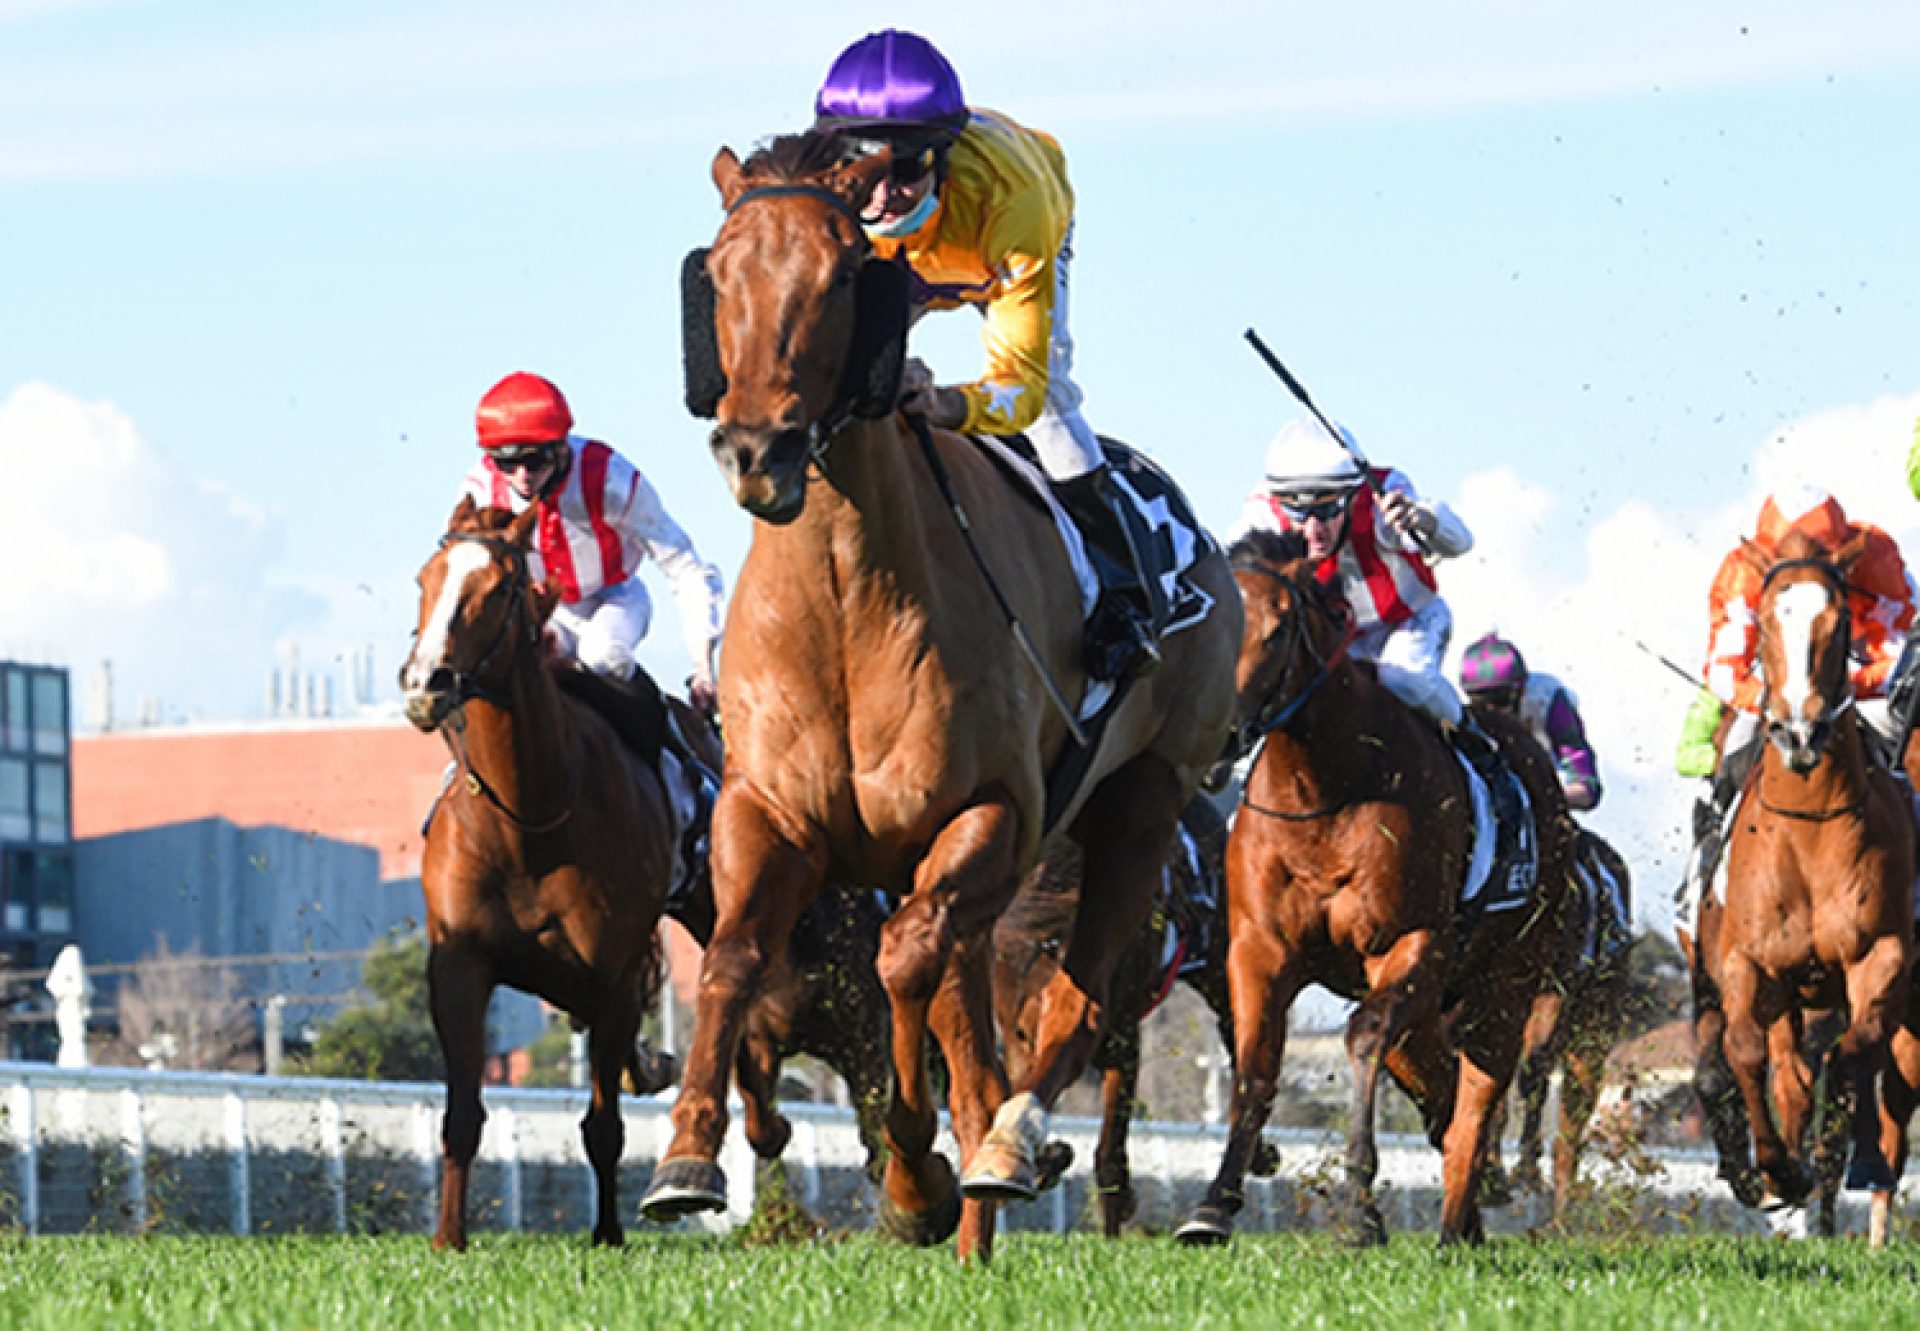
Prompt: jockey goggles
<box><xmin>848</xmin><ymin>136</ymin><xmax>942</xmax><ymax>187</ymax></box>
<box><xmin>1276</xmin><ymin>491</ymin><xmax>1354</xmax><ymax>525</ymax></box>
<box><xmin>488</xmin><ymin>444</ymin><xmax>559</xmax><ymax>472</ymax></box>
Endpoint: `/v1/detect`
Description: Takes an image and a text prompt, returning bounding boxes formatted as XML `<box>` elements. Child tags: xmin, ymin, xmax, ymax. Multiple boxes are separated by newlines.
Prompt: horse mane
<box><xmin>740</xmin><ymin>129</ymin><xmax>855</xmax><ymax>184</ymax></box>
<box><xmin>1228</xmin><ymin>528</ymin><xmax>1308</xmax><ymax>571</ymax></box>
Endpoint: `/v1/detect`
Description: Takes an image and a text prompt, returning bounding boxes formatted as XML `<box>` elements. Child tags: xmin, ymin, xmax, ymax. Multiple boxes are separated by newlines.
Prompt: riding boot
<box><xmin>1886</xmin><ymin>631</ymin><xmax>1920</xmax><ymax>773</ymax></box>
<box><xmin>1054</xmin><ymin>464</ymin><xmax>1165</xmax><ymax>682</ymax></box>
<box><xmin>1450</xmin><ymin>717</ymin><xmax>1532</xmax><ymax>895</ymax></box>
<box><xmin>1686</xmin><ymin>732</ymin><xmax>1763</xmax><ymax>905</ymax></box>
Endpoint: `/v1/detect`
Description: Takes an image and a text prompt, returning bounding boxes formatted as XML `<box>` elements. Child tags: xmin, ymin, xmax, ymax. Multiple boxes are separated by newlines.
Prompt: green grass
<box><xmin>1</xmin><ymin>1233</ymin><xmax>1919</xmax><ymax>1329</ymax></box>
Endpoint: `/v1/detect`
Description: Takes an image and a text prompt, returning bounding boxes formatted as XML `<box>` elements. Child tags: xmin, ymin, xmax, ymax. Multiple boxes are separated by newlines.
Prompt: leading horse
<box><xmin>1178</xmin><ymin>531</ymin><xmax>1574</xmax><ymax>1246</ymax></box>
<box><xmin>401</xmin><ymin>499</ymin><xmax>677</xmax><ymax>1249</ymax></box>
<box><xmin>638</xmin><ymin>133</ymin><xmax>1239</xmax><ymax>1261</ymax></box>
<box><xmin>1705</xmin><ymin>528</ymin><xmax>1916</xmax><ymax>1245</ymax></box>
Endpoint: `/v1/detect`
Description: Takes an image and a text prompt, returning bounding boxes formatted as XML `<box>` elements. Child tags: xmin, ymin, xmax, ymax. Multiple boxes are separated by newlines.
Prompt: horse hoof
<box><xmin>639</xmin><ymin>1157</ymin><xmax>728</xmax><ymax>1222</ymax></box>
<box><xmin>1248</xmin><ymin>1139</ymin><xmax>1280</xmax><ymax>1179</ymax></box>
<box><xmin>1339</xmin><ymin>1205</ymin><xmax>1389</xmax><ymax>1249</ymax></box>
<box><xmin>590</xmin><ymin>1222</ymin><xmax>625</xmax><ymax>1247</ymax></box>
<box><xmin>1846</xmin><ymin>1149</ymin><xmax>1897</xmax><ymax>1193</ymax></box>
<box><xmin>1478</xmin><ymin>1166</ymin><xmax>1515</xmax><ymax>1209</ymax></box>
<box><xmin>626</xmin><ymin>1048</ymin><xmax>679</xmax><ymax>1097</ymax></box>
<box><xmin>1174</xmin><ymin>1204</ymin><xmax>1236</xmax><ymax>1247</ymax></box>
<box><xmin>754</xmin><ymin>1115</ymin><xmax>793</xmax><ymax>1161</ymax></box>
<box><xmin>1722</xmin><ymin>1165</ymin><xmax>1766</xmax><ymax>1210</ymax></box>
<box><xmin>1034</xmin><ymin>1140</ymin><xmax>1075</xmax><ymax>1193</ymax></box>
<box><xmin>879</xmin><ymin>1156</ymin><xmax>962</xmax><ymax>1247</ymax></box>
<box><xmin>961</xmin><ymin>1140</ymin><xmax>1038</xmax><ymax>1203</ymax></box>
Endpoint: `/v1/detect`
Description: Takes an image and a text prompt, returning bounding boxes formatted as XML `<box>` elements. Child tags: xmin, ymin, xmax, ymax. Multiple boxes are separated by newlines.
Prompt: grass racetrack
<box><xmin>4</xmin><ymin>1233</ymin><xmax>1920</xmax><ymax>1329</ymax></box>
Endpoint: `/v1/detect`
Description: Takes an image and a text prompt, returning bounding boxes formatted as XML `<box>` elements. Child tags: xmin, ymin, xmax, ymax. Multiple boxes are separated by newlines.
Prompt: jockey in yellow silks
<box><xmin>813</xmin><ymin>28</ymin><xmax>1160</xmax><ymax>683</ymax></box>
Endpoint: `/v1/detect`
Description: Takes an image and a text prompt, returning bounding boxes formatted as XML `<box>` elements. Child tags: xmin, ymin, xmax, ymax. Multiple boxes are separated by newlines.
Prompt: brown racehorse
<box><xmin>637</xmin><ymin>132</ymin><xmax>1239</xmax><ymax>1261</ymax></box>
<box><xmin>1177</xmin><ymin>531</ymin><xmax>1574</xmax><ymax>1247</ymax></box>
<box><xmin>995</xmin><ymin>794</ymin><xmax>1278</xmax><ymax>1235</ymax></box>
<box><xmin>1705</xmin><ymin>529</ymin><xmax>1915</xmax><ymax>1243</ymax></box>
<box><xmin>400</xmin><ymin>499</ymin><xmax>675</xmax><ymax>1249</ymax></box>
<box><xmin>1482</xmin><ymin>821</ymin><xmax>1635</xmax><ymax>1219</ymax></box>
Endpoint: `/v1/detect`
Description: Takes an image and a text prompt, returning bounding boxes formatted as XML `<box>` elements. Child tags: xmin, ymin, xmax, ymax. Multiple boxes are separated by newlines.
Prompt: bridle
<box><xmin>423</xmin><ymin>531</ymin><xmax>572</xmax><ymax>835</ymax></box>
<box><xmin>721</xmin><ymin>182</ymin><xmax>873</xmax><ymax>460</ymax></box>
<box><xmin>1755</xmin><ymin>554</ymin><xmax>1863</xmax><ymax>822</ymax></box>
<box><xmin>1226</xmin><ymin>560</ymin><xmax>1357</xmax><ymax>821</ymax></box>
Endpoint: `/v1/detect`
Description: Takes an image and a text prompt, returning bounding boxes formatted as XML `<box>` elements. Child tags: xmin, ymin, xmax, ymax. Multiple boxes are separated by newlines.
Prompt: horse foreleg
<box><xmin>734</xmin><ymin>1027</ymin><xmax>793</xmax><ymax>1161</ymax></box>
<box><xmin>1345</xmin><ymin>928</ymin><xmax>1449</xmax><ymax>1246</ymax></box>
<box><xmin>1552</xmin><ymin>1038</ymin><xmax>1607</xmax><ymax>1219</ymax></box>
<box><xmin>877</xmin><ymin>797</ymin><xmax>1021</xmax><ymax>1256</ymax></box>
<box><xmin>427</xmin><ymin>942</ymin><xmax>493</xmax><ymax>1252</ymax></box>
<box><xmin>1721</xmin><ymin>960</ymin><xmax>1807</xmax><ymax>1205</ymax></box>
<box><xmin>583</xmin><ymin>992</ymin><xmax>641</xmax><ymax>1246</ymax></box>
<box><xmin>1095</xmin><ymin>1054</ymin><xmax>1141</xmax><ymax>1237</ymax></box>
<box><xmin>644</xmin><ymin>791</ymin><xmax>823</xmax><ymax>1222</ymax></box>
<box><xmin>1872</xmin><ymin>1022</ymin><xmax>1920</xmax><ymax>1248</ymax></box>
<box><xmin>1838</xmin><ymin>935</ymin><xmax>1908</xmax><ymax>1196</ymax></box>
<box><xmin>1176</xmin><ymin>930</ymin><xmax>1302</xmax><ymax>1247</ymax></box>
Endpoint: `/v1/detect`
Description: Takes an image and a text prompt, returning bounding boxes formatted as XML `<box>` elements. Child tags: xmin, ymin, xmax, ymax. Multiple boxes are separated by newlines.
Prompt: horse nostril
<box><xmin>426</xmin><ymin>667</ymin><xmax>454</xmax><ymax>696</ymax></box>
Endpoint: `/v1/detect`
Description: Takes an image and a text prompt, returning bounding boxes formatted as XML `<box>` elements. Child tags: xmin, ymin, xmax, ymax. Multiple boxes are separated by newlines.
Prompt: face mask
<box><xmin>864</xmin><ymin>186</ymin><xmax>940</xmax><ymax>240</ymax></box>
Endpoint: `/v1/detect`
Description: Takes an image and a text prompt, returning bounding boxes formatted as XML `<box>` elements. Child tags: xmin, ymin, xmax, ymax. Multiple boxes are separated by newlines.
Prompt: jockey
<box><xmin>1459</xmin><ymin>632</ymin><xmax>1603</xmax><ymax>811</ymax></box>
<box><xmin>812</xmin><ymin>28</ymin><xmax>1161</xmax><ymax>682</ymax></box>
<box><xmin>1233</xmin><ymin>416</ymin><xmax>1474</xmax><ymax>729</ymax></box>
<box><xmin>1677</xmin><ymin>485</ymin><xmax>1919</xmax><ymax>896</ymax></box>
<box><xmin>460</xmin><ymin>372</ymin><xmax>726</xmax><ymax>715</ymax></box>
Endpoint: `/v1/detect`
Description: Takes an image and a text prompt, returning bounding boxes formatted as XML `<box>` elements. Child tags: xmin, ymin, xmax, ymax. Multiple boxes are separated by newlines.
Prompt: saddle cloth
<box><xmin>1452</xmin><ymin>749</ymin><xmax>1539</xmax><ymax>928</ymax></box>
<box><xmin>970</xmin><ymin>434</ymin><xmax>1218</xmax><ymax>721</ymax></box>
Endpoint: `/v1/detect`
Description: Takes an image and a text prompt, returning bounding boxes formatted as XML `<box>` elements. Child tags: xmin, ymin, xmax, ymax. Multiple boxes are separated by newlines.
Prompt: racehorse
<box><xmin>637</xmin><ymin>131</ymin><xmax>1239</xmax><ymax>1261</ymax></box>
<box><xmin>1706</xmin><ymin>529</ymin><xmax>1914</xmax><ymax>1243</ymax></box>
<box><xmin>1482</xmin><ymin>821</ymin><xmax>1636</xmax><ymax>1219</ymax></box>
<box><xmin>1177</xmin><ymin>530</ymin><xmax>1574</xmax><ymax>1247</ymax></box>
<box><xmin>995</xmin><ymin>794</ymin><xmax>1277</xmax><ymax>1235</ymax></box>
<box><xmin>400</xmin><ymin>499</ymin><xmax>676</xmax><ymax>1249</ymax></box>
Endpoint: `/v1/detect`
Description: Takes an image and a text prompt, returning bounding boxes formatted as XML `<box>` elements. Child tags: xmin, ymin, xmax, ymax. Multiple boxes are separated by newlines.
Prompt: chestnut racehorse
<box><xmin>1705</xmin><ymin>529</ymin><xmax>1915</xmax><ymax>1245</ymax></box>
<box><xmin>1177</xmin><ymin>531</ymin><xmax>1574</xmax><ymax>1246</ymax></box>
<box><xmin>637</xmin><ymin>132</ymin><xmax>1239</xmax><ymax>1261</ymax></box>
<box><xmin>401</xmin><ymin>499</ymin><xmax>675</xmax><ymax>1249</ymax></box>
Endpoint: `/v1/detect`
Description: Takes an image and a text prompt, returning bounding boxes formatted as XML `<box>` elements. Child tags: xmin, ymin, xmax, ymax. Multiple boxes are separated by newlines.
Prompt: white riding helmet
<box><xmin>1263</xmin><ymin>417</ymin><xmax>1364</xmax><ymax>495</ymax></box>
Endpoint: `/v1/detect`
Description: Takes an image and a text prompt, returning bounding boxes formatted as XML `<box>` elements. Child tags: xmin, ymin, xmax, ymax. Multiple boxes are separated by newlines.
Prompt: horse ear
<box><xmin>712</xmin><ymin>146</ymin><xmax>748</xmax><ymax>209</ymax></box>
<box><xmin>840</xmin><ymin>257</ymin><xmax>913</xmax><ymax>420</ymax></box>
<box><xmin>1831</xmin><ymin>526</ymin><xmax>1870</xmax><ymax>577</ymax></box>
<box><xmin>1734</xmin><ymin>537</ymin><xmax>1771</xmax><ymax>580</ymax></box>
<box><xmin>681</xmin><ymin>247</ymin><xmax>726</xmax><ymax>418</ymax></box>
<box><xmin>447</xmin><ymin>493</ymin><xmax>480</xmax><ymax>532</ymax></box>
<box><xmin>506</xmin><ymin>501</ymin><xmax>540</xmax><ymax>549</ymax></box>
<box><xmin>827</xmin><ymin>150</ymin><xmax>890</xmax><ymax>214</ymax></box>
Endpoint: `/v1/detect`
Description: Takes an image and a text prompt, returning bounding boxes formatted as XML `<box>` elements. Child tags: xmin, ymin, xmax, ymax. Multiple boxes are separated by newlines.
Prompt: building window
<box><xmin>0</xmin><ymin>758</ymin><xmax>26</xmax><ymax>841</ymax></box>
<box><xmin>2</xmin><ymin>668</ymin><xmax>24</xmax><ymax>753</ymax></box>
<box><xmin>35</xmin><ymin>853</ymin><xmax>72</xmax><ymax>936</ymax></box>
<box><xmin>1</xmin><ymin>850</ymin><xmax>27</xmax><ymax>934</ymax></box>
<box><xmin>30</xmin><ymin>672</ymin><xmax>66</xmax><ymax>757</ymax></box>
<box><xmin>33</xmin><ymin>761</ymin><xmax>67</xmax><ymax>844</ymax></box>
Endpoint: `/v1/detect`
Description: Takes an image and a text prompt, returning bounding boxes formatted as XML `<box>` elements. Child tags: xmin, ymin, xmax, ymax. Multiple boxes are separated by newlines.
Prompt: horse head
<box><xmin>1749</xmin><ymin>528</ymin><xmax>1864</xmax><ymax>773</ymax></box>
<box><xmin>1221</xmin><ymin>530</ymin><xmax>1352</xmax><ymax>759</ymax></box>
<box><xmin>400</xmin><ymin>497</ymin><xmax>557</xmax><ymax>732</ymax></box>
<box><xmin>684</xmin><ymin>132</ymin><xmax>910</xmax><ymax>523</ymax></box>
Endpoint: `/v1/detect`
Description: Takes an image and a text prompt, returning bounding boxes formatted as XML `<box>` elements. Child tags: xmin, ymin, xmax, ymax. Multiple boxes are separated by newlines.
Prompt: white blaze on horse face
<box><xmin>1770</xmin><ymin>580</ymin><xmax>1833</xmax><ymax>719</ymax></box>
<box><xmin>405</xmin><ymin>543</ymin><xmax>491</xmax><ymax>692</ymax></box>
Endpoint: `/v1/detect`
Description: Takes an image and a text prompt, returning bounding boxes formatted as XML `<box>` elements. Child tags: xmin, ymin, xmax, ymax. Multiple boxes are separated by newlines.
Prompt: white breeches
<box><xmin>1354</xmin><ymin>596</ymin><xmax>1462</xmax><ymax>727</ymax></box>
<box><xmin>546</xmin><ymin>578</ymin><xmax>653</xmax><ymax>681</ymax></box>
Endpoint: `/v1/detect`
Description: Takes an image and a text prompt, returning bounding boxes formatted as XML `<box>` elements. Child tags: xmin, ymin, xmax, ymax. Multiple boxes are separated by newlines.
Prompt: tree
<box><xmin>300</xmin><ymin>932</ymin><xmax>445</xmax><ymax>1082</ymax></box>
<box><xmin>116</xmin><ymin>940</ymin><xmax>257</xmax><ymax>1072</ymax></box>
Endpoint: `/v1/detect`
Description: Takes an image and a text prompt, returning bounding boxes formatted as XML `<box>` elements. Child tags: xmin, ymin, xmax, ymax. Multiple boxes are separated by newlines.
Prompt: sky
<box><xmin>4</xmin><ymin>0</ymin><xmax>1920</xmax><ymax>933</ymax></box>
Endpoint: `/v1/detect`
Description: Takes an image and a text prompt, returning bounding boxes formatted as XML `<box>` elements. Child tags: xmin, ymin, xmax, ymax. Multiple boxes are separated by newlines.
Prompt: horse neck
<box><xmin>1248</xmin><ymin>654</ymin><xmax>1382</xmax><ymax>810</ymax></box>
<box><xmin>765</xmin><ymin>418</ymin><xmax>944</xmax><ymax>604</ymax></box>
<box><xmin>460</xmin><ymin>653</ymin><xmax>572</xmax><ymax>828</ymax></box>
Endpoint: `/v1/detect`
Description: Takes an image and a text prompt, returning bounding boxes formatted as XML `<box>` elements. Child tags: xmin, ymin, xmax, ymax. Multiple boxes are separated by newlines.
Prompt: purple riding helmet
<box><xmin>814</xmin><ymin>29</ymin><xmax>969</xmax><ymax>136</ymax></box>
<box><xmin>1460</xmin><ymin>631</ymin><xmax>1527</xmax><ymax>703</ymax></box>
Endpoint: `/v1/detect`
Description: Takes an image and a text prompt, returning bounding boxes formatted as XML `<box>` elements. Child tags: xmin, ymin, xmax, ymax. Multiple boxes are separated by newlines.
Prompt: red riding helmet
<box><xmin>476</xmin><ymin>372</ymin><xmax>573</xmax><ymax>449</ymax></box>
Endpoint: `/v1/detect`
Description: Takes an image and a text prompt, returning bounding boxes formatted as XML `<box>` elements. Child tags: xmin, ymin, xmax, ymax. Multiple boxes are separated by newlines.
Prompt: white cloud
<box><xmin>1445</xmin><ymin>391</ymin><xmax>1920</xmax><ymax>937</ymax></box>
<box><xmin>0</xmin><ymin>382</ymin><xmax>328</xmax><ymax>724</ymax></box>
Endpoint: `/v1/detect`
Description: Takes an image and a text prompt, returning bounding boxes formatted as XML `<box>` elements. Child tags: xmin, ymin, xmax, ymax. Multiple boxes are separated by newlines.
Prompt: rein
<box><xmin>1231</xmin><ymin>560</ymin><xmax>1359</xmax><ymax>822</ymax></box>
<box><xmin>433</xmin><ymin>531</ymin><xmax>574</xmax><ymax>836</ymax></box>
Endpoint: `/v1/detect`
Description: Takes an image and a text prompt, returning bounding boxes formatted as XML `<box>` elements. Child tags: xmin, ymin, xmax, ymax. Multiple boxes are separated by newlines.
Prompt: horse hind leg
<box><xmin>1511</xmin><ymin>991</ymin><xmax>1565</xmax><ymax>1200</ymax></box>
<box><xmin>428</xmin><ymin>943</ymin><xmax>493</xmax><ymax>1252</ymax></box>
<box><xmin>1094</xmin><ymin>1056</ymin><xmax>1141</xmax><ymax>1237</ymax></box>
<box><xmin>1871</xmin><ymin>1023</ymin><xmax>1920</xmax><ymax>1248</ymax></box>
<box><xmin>583</xmin><ymin>993</ymin><xmax>643</xmax><ymax>1247</ymax></box>
<box><xmin>1345</xmin><ymin>929</ymin><xmax>1451</xmax><ymax>1246</ymax></box>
